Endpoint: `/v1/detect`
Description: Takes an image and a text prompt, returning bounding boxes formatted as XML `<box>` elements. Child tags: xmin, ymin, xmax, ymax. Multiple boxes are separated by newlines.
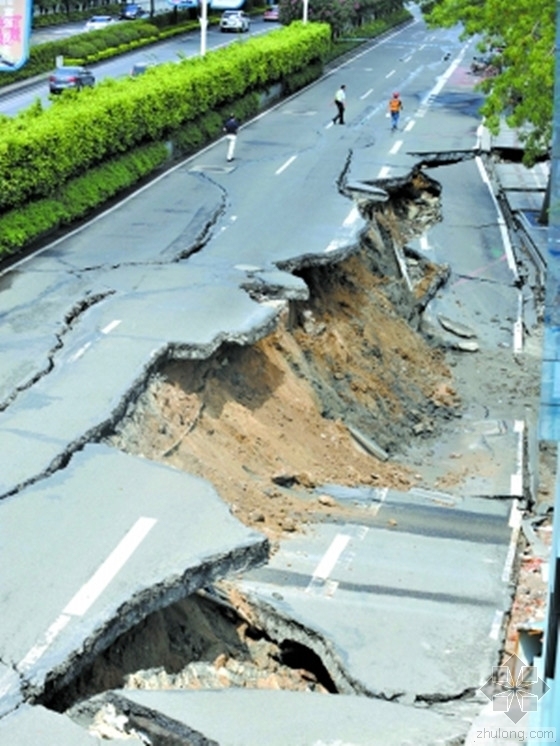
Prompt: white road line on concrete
<box><xmin>378</xmin><ymin>166</ymin><xmax>391</xmax><ymax>178</ymax></box>
<box><xmin>64</xmin><ymin>517</ymin><xmax>157</xmax><ymax>616</ymax></box>
<box><xmin>19</xmin><ymin>614</ymin><xmax>72</xmax><ymax>670</ymax></box>
<box><xmin>489</xmin><ymin>609</ymin><xmax>504</xmax><ymax>640</ymax></box>
<box><xmin>511</xmin><ymin>420</ymin><xmax>524</xmax><ymax>498</ymax></box>
<box><xmin>19</xmin><ymin>517</ymin><xmax>157</xmax><ymax>672</ymax></box>
<box><xmin>403</xmin><ymin>55</ymin><xmax>413</xmax><ymax>63</ymax></box>
<box><xmin>101</xmin><ymin>319</ymin><xmax>122</xmax><ymax>335</ymax></box>
<box><xmin>416</xmin><ymin>42</ymin><xmax>469</xmax><ymax>118</ymax></box>
<box><xmin>419</xmin><ymin>234</ymin><xmax>431</xmax><ymax>252</ymax></box>
<box><xmin>360</xmin><ymin>88</ymin><xmax>374</xmax><ymax>100</ymax></box>
<box><xmin>309</xmin><ymin>534</ymin><xmax>351</xmax><ymax>584</ymax></box>
<box><xmin>276</xmin><ymin>155</ymin><xmax>297</xmax><ymax>175</ymax></box>
<box><xmin>70</xmin><ymin>341</ymin><xmax>91</xmax><ymax>362</ymax></box>
<box><xmin>474</xmin><ymin>155</ymin><xmax>519</xmax><ymax>282</ymax></box>
<box><xmin>389</xmin><ymin>140</ymin><xmax>403</xmax><ymax>155</ymax></box>
<box><xmin>324</xmin><ymin>206</ymin><xmax>361</xmax><ymax>253</ymax></box>
<box><xmin>503</xmin><ymin>498</ymin><xmax>523</xmax><ymax>584</ymax></box>
<box><xmin>513</xmin><ymin>292</ymin><xmax>523</xmax><ymax>354</ymax></box>
<box><xmin>542</xmin><ymin>562</ymin><xmax>549</xmax><ymax>583</ymax></box>
<box><xmin>386</xmin><ymin>69</ymin><xmax>395</xmax><ymax>79</ymax></box>
<box><xmin>370</xmin><ymin>487</ymin><xmax>388</xmax><ymax>516</ymax></box>
<box><xmin>404</xmin><ymin>119</ymin><xmax>415</xmax><ymax>132</ymax></box>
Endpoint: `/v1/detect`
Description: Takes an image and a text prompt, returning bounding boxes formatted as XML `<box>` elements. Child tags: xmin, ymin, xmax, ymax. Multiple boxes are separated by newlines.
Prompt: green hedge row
<box><xmin>0</xmin><ymin>22</ymin><xmax>330</xmax><ymax>214</ymax></box>
<box><xmin>0</xmin><ymin>141</ymin><xmax>169</xmax><ymax>256</ymax></box>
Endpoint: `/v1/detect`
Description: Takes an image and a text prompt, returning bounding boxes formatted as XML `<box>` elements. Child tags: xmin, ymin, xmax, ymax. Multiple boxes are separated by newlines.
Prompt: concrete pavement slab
<box><xmin>104</xmin><ymin>689</ymin><xmax>468</xmax><ymax>745</ymax></box>
<box><xmin>0</xmin><ymin>443</ymin><xmax>268</xmax><ymax>701</ymax></box>
<box><xmin>0</xmin><ymin>704</ymin><xmax>143</xmax><ymax>745</ymax></box>
<box><xmin>234</xmin><ymin>516</ymin><xmax>513</xmax><ymax>699</ymax></box>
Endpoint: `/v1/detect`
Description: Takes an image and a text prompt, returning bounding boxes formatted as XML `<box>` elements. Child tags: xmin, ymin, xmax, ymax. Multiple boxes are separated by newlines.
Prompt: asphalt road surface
<box><xmin>0</xmin><ymin>7</ymin><xmax>534</xmax><ymax>744</ymax></box>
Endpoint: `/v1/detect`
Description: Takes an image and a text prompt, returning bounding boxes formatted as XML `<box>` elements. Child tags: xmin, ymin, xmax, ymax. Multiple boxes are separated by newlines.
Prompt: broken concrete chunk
<box><xmin>437</xmin><ymin>314</ymin><xmax>477</xmax><ymax>339</ymax></box>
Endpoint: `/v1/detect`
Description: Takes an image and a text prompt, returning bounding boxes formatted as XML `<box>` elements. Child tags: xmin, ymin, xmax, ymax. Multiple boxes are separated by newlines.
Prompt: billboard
<box><xmin>0</xmin><ymin>0</ymin><xmax>32</xmax><ymax>70</ymax></box>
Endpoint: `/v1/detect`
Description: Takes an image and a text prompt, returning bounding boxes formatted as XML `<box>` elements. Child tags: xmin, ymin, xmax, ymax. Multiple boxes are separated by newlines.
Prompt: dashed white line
<box><xmin>419</xmin><ymin>234</ymin><xmax>431</xmax><ymax>252</ymax></box>
<box><xmin>389</xmin><ymin>140</ymin><xmax>403</xmax><ymax>155</ymax></box>
<box><xmin>64</xmin><ymin>517</ymin><xmax>157</xmax><ymax>616</ymax></box>
<box><xmin>360</xmin><ymin>88</ymin><xmax>374</xmax><ymax>100</ymax></box>
<box><xmin>489</xmin><ymin>609</ymin><xmax>504</xmax><ymax>640</ymax></box>
<box><xmin>510</xmin><ymin>421</ymin><xmax>524</xmax><ymax>498</ymax></box>
<box><xmin>102</xmin><ymin>319</ymin><xmax>122</xmax><ymax>335</ymax></box>
<box><xmin>308</xmin><ymin>534</ymin><xmax>351</xmax><ymax>586</ymax></box>
<box><xmin>276</xmin><ymin>155</ymin><xmax>297</xmax><ymax>175</ymax></box>
<box><xmin>404</xmin><ymin>120</ymin><xmax>415</xmax><ymax>132</ymax></box>
<box><xmin>70</xmin><ymin>342</ymin><xmax>91</xmax><ymax>362</ymax></box>
<box><xmin>378</xmin><ymin>166</ymin><xmax>391</xmax><ymax>178</ymax></box>
<box><xmin>19</xmin><ymin>517</ymin><xmax>157</xmax><ymax>672</ymax></box>
<box><xmin>386</xmin><ymin>69</ymin><xmax>395</xmax><ymax>79</ymax></box>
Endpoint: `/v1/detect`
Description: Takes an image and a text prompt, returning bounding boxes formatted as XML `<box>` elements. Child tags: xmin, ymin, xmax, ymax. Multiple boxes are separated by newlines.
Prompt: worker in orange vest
<box><xmin>389</xmin><ymin>92</ymin><xmax>403</xmax><ymax>131</ymax></box>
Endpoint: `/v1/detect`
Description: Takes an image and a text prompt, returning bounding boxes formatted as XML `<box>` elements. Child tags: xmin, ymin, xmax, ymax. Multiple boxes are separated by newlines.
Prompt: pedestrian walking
<box><xmin>332</xmin><ymin>84</ymin><xmax>346</xmax><ymax>125</ymax></box>
<box><xmin>389</xmin><ymin>92</ymin><xmax>403</xmax><ymax>131</ymax></box>
<box><xmin>223</xmin><ymin>113</ymin><xmax>239</xmax><ymax>162</ymax></box>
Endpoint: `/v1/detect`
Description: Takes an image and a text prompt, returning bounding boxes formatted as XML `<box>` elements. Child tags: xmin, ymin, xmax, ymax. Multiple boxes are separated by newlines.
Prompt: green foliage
<box><xmin>279</xmin><ymin>0</ymin><xmax>404</xmax><ymax>37</ymax></box>
<box><xmin>0</xmin><ymin>23</ymin><xmax>330</xmax><ymax>214</ymax></box>
<box><xmin>425</xmin><ymin>0</ymin><xmax>555</xmax><ymax>163</ymax></box>
<box><xmin>0</xmin><ymin>142</ymin><xmax>168</xmax><ymax>258</ymax></box>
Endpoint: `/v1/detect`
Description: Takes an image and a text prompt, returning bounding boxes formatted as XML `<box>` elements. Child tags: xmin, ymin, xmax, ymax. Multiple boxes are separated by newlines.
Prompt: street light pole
<box><xmin>200</xmin><ymin>0</ymin><xmax>208</xmax><ymax>56</ymax></box>
<box><xmin>302</xmin><ymin>0</ymin><xmax>308</xmax><ymax>23</ymax></box>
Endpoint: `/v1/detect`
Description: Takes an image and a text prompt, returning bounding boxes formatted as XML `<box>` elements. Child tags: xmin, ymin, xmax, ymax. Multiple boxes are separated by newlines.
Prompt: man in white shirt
<box><xmin>332</xmin><ymin>84</ymin><xmax>346</xmax><ymax>125</ymax></box>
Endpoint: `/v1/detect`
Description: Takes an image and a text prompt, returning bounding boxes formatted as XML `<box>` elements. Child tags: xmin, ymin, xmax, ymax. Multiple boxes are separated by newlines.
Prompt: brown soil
<box><xmin>109</xmin><ymin>239</ymin><xmax>458</xmax><ymax>539</ymax></box>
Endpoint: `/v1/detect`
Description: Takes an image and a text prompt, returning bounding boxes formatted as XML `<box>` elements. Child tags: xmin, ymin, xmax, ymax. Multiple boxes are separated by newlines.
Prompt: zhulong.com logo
<box><xmin>479</xmin><ymin>653</ymin><xmax>550</xmax><ymax>724</ymax></box>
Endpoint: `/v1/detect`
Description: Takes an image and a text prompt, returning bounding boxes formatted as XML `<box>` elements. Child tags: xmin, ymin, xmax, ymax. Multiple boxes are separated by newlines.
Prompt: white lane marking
<box><xmin>403</xmin><ymin>55</ymin><xmax>413</xmax><ymax>63</ymax></box>
<box><xmin>474</xmin><ymin>155</ymin><xmax>519</xmax><ymax>280</ymax></box>
<box><xmin>370</xmin><ymin>487</ymin><xmax>388</xmax><ymax>516</ymax></box>
<box><xmin>404</xmin><ymin>119</ymin><xmax>415</xmax><ymax>132</ymax></box>
<box><xmin>510</xmin><ymin>421</ymin><xmax>524</xmax><ymax>497</ymax></box>
<box><xmin>70</xmin><ymin>342</ymin><xmax>91</xmax><ymax>362</ymax></box>
<box><xmin>419</xmin><ymin>234</ymin><xmax>430</xmax><ymax>252</ymax></box>
<box><xmin>276</xmin><ymin>155</ymin><xmax>297</xmax><ymax>175</ymax></box>
<box><xmin>19</xmin><ymin>517</ymin><xmax>157</xmax><ymax>671</ymax></box>
<box><xmin>503</xmin><ymin>498</ymin><xmax>523</xmax><ymax>584</ymax></box>
<box><xmin>389</xmin><ymin>140</ymin><xmax>403</xmax><ymax>155</ymax></box>
<box><xmin>19</xmin><ymin>614</ymin><xmax>72</xmax><ymax>670</ymax></box>
<box><xmin>102</xmin><ymin>319</ymin><xmax>122</xmax><ymax>335</ymax></box>
<box><xmin>324</xmin><ymin>206</ymin><xmax>361</xmax><ymax>253</ymax></box>
<box><xmin>360</xmin><ymin>88</ymin><xmax>374</xmax><ymax>100</ymax></box>
<box><xmin>513</xmin><ymin>292</ymin><xmax>523</xmax><ymax>354</ymax></box>
<box><xmin>386</xmin><ymin>69</ymin><xmax>395</xmax><ymax>79</ymax></box>
<box><xmin>489</xmin><ymin>609</ymin><xmax>504</xmax><ymax>640</ymax></box>
<box><xmin>378</xmin><ymin>166</ymin><xmax>391</xmax><ymax>178</ymax></box>
<box><xmin>64</xmin><ymin>517</ymin><xmax>157</xmax><ymax>616</ymax></box>
<box><xmin>416</xmin><ymin>42</ymin><xmax>469</xmax><ymax>118</ymax></box>
<box><xmin>308</xmin><ymin>534</ymin><xmax>351</xmax><ymax>586</ymax></box>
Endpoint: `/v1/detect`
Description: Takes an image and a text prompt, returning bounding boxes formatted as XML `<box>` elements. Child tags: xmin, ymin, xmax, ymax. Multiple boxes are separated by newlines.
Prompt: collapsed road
<box><xmin>0</xmin><ymin>7</ymin><xmax>549</xmax><ymax>745</ymax></box>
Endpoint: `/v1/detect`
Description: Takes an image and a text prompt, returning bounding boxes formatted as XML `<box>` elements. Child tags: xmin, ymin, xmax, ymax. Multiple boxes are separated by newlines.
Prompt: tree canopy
<box><xmin>424</xmin><ymin>0</ymin><xmax>556</xmax><ymax>164</ymax></box>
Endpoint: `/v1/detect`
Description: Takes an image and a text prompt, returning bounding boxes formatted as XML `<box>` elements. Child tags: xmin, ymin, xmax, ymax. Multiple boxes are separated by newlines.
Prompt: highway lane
<box><xmin>0</xmin><ymin>12</ymin><xmax>531</xmax><ymax>742</ymax></box>
<box><xmin>0</xmin><ymin>16</ymin><xmax>279</xmax><ymax>116</ymax></box>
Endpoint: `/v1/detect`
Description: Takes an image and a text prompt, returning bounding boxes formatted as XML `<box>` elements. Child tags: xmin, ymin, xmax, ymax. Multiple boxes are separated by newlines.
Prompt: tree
<box><xmin>424</xmin><ymin>0</ymin><xmax>555</xmax><ymax>166</ymax></box>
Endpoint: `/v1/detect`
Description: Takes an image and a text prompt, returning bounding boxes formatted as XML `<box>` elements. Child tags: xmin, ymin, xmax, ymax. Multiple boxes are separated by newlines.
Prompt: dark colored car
<box><xmin>48</xmin><ymin>66</ymin><xmax>96</xmax><ymax>94</ymax></box>
<box><xmin>120</xmin><ymin>4</ymin><xmax>148</xmax><ymax>20</ymax></box>
<box><xmin>263</xmin><ymin>4</ymin><xmax>279</xmax><ymax>21</ymax></box>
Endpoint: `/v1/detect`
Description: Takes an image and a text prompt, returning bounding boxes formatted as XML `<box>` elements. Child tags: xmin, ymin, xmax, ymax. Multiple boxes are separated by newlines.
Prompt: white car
<box><xmin>84</xmin><ymin>15</ymin><xmax>115</xmax><ymax>32</ymax></box>
<box><xmin>219</xmin><ymin>10</ymin><xmax>250</xmax><ymax>32</ymax></box>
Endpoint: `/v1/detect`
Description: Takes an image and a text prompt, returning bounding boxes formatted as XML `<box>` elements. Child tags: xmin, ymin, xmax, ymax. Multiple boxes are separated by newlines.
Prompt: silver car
<box><xmin>48</xmin><ymin>66</ymin><xmax>96</xmax><ymax>94</ymax></box>
<box><xmin>220</xmin><ymin>10</ymin><xmax>250</xmax><ymax>32</ymax></box>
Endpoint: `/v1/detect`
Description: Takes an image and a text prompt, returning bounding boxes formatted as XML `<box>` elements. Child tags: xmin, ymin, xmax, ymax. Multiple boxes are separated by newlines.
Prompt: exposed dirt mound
<box><xmin>108</xmin><ymin>241</ymin><xmax>458</xmax><ymax>539</ymax></box>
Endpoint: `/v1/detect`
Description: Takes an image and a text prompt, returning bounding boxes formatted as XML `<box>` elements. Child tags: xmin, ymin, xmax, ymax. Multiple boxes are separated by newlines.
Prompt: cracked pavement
<box><xmin>0</xmin><ymin>10</ymin><xmax>546</xmax><ymax>745</ymax></box>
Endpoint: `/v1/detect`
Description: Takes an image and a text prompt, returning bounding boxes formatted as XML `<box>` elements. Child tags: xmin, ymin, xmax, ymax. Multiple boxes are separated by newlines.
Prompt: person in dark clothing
<box><xmin>223</xmin><ymin>114</ymin><xmax>239</xmax><ymax>162</ymax></box>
